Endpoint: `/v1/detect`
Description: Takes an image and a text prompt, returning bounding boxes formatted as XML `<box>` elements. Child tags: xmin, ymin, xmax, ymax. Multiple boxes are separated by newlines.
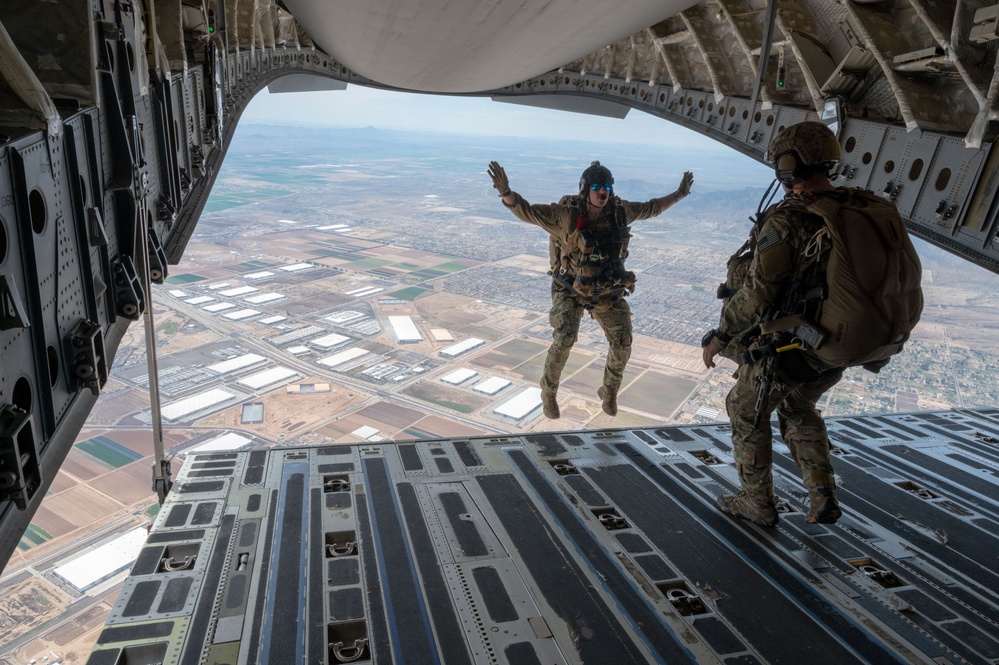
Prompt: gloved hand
<box><xmin>675</xmin><ymin>171</ymin><xmax>694</xmax><ymax>199</ymax></box>
<box><xmin>488</xmin><ymin>161</ymin><xmax>511</xmax><ymax>197</ymax></box>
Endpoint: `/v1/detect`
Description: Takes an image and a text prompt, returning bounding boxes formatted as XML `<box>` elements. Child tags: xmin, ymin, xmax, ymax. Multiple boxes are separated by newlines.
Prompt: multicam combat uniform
<box><xmin>503</xmin><ymin>193</ymin><xmax>662</xmax><ymax>397</ymax></box>
<box><xmin>715</xmin><ymin>191</ymin><xmax>845</xmax><ymax>508</ymax></box>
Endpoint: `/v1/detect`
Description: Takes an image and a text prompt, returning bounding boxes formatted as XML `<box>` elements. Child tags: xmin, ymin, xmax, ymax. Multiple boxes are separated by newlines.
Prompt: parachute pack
<box><xmin>722</xmin><ymin>188</ymin><xmax>923</xmax><ymax>370</ymax></box>
<box><xmin>795</xmin><ymin>190</ymin><xmax>923</xmax><ymax>368</ymax></box>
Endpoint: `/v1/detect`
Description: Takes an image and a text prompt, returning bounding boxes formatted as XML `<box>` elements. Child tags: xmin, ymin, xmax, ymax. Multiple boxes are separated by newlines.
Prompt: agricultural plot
<box><xmin>76</xmin><ymin>436</ymin><xmax>144</xmax><ymax>469</ymax></box>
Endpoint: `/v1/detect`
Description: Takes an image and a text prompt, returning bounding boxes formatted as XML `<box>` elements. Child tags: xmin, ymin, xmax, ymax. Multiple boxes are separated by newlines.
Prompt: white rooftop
<box><xmin>203</xmin><ymin>302</ymin><xmax>235</xmax><ymax>312</ymax></box>
<box><xmin>311</xmin><ymin>333</ymin><xmax>351</xmax><ymax>349</ymax></box>
<box><xmin>189</xmin><ymin>432</ymin><xmax>253</xmax><ymax>453</ymax></box>
<box><xmin>474</xmin><ymin>377</ymin><xmax>512</xmax><ymax>395</ymax></box>
<box><xmin>259</xmin><ymin>315</ymin><xmax>287</xmax><ymax>325</ymax></box>
<box><xmin>389</xmin><ymin>316</ymin><xmax>422</xmax><ymax>342</ymax></box>
<box><xmin>276</xmin><ymin>219</ymin><xmax>298</xmax><ymax>224</ymax></box>
<box><xmin>224</xmin><ymin>308</ymin><xmax>262</xmax><ymax>320</ymax></box>
<box><xmin>219</xmin><ymin>286</ymin><xmax>259</xmax><ymax>297</ymax></box>
<box><xmin>237</xmin><ymin>366</ymin><xmax>298</xmax><ymax>390</ymax></box>
<box><xmin>494</xmin><ymin>387</ymin><xmax>543</xmax><ymax>420</ymax></box>
<box><xmin>281</xmin><ymin>263</ymin><xmax>314</xmax><ymax>272</ymax></box>
<box><xmin>317</xmin><ymin>224</ymin><xmax>349</xmax><ymax>230</ymax></box>
<box><xmin>168</xmin><ymin>289</ymin><xmax>186</xmax><ymax>297</ymax></box>
<box><xmin>206</xmin><ymin>353</ymin><xmax>267</xmax><ymax>374</ymax></box>
<box><xmin>441</xmin><ymin>368</ymin><xmax>478</xmax><ymax>385</ymax></box>
<box><xmin>244</xmin><ymin>271</ymin><xmax>275</xmax><ymax>280</ymax></box>
<box><xmin>441</xmin><ymin>338</ymin><xmax>485</xmax><ymax>357</ymax></box>
<box><xmin>185</xmin><ymin>296</ymin><xmax>215</xmax><ymax>305</ymax></box>
<box><xmin>53</xmin><ymin>527</ymin><xmax>149</xmax><ymax>592</ymax></box>
<box><xmin>162</xmin><ymin>389</ymin><xmax>235</xmax><ymax>420</ymax></box>
<box><xmin>287</xmin><ymin>345</ymin><xmax>311</xmax><ymax>355</ymax></box>
<box><xmin>207</xmin><ymin>282</ymin><xmax>231</xmax><ymax>290</ymax></box>
<box><xmin>318</xmin><ymin>347</ymin><xmax>371</xmax><ymax>368</ymax></box>
<box><xmin>351</xmin><ymin>425</ymin><xmax>380</xmax><ymax>440</ymax></box>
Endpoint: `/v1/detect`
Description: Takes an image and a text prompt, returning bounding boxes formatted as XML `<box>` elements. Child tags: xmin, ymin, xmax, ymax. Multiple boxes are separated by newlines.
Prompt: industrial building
<box><xmin>206</xmin><ymin>354</ymin><xmax>267</xmax><ymax>374</ymax></box>
<box><xmin>237</xmin><ymin>367</ymin><xmax>298</xmax><ymax>390</ymax></box>
<box><xmin>223</xmin><ymin>309</ymin><xmax>262</xmax><ymax>321</ymax></box>
<box><xmin>161</xmin><ymin>389</ymin><xmax>237</xmax><ymax>421</ymax></box>
<box><xmin>52</xmin><ymin>527</ymin><xmax>149</xmax><ymax>593</ymax></box>
<box><xmin>310</xmin><ymin>333</ymin><xmax>350</xmax><ymax>349</ymax></box>
<box><xmin>493</xmin><ymin>387</ymin><xmax>543</xmax><ymax>420</ymax></box>
<box><xmin>218</xmin><ymin>286</ymin><xmax>258</xmax><ymax>297</ymax></box>
<box><xmin>388</xmin><ymin>316</ymin><xmax>422</xmax><ymax>343</ymax></box>
<box><xmin>440</xmin><ymin>338</ymin><xmax>485</xmax><ymax>357</ymax></box>
<box><xmin>441</xmin><ymin>368</ymin><xmax>478</xmax><ymax>385</ymax></box>
<box><xmin>317</xmin><ymin>348</ymin><xmax>371</xmax><ymax>369</ymax></box>
<box><xmin>280</xmin><ymin>263</ymin><xmax>314</xmax><ymax>272</ymax></box>
<box><xmin>473</xmin><ymin>377</ymin><xmax>512</xmax><ymax>395</ymax></box>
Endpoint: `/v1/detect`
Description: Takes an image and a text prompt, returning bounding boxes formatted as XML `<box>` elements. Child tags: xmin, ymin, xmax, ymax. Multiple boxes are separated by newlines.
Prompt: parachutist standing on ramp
<box><xmin>488</xmin><ymin>160</ymin><xmax>693</xmax><ymax>419</ymax></box>
<box><xmin>702</xmin><ymin>122</ymin><xmax>922</xmax><ymax>528</ymax></box>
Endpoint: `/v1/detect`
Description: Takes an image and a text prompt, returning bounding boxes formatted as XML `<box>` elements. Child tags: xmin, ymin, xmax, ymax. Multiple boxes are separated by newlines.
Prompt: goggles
<box><xmin>590</xmin><ymin>183</ymin><xmax>613</xmax><ymax>192</ymax></box>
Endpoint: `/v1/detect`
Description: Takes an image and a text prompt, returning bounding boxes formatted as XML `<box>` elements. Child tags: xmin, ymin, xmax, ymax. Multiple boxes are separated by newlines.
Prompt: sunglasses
<box><xmin>590</xmin><ymin>183</ymin><xmax>613</xmax><ymax>191</ymax></box>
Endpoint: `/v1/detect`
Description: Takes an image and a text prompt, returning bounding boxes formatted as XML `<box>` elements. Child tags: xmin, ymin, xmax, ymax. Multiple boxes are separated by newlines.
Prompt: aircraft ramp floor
<box><xmin>87</xmin><ymin>408</ymin><xmax>999</xmax><ymax>664</ymax></box>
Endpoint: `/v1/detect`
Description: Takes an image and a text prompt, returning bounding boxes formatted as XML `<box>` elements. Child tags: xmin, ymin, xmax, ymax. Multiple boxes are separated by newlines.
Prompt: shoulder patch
<box><xmin>756</xmin><ymin>226</ymin><xmax>792</xmax><ymax>276</ymax></box>
<box><xmin>756</xmin><ymin>228</ymin><xmax>781</xmax><ymax>254</ymax></box>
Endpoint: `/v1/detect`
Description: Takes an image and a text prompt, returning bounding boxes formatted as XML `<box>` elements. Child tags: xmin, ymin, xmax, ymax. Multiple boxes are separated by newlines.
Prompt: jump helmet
<box><xmin>765</xmin><ymin>121</ymin><xmax>841</xmax><ymax>186</ymax></box>
<box><xmin>579</xmin><ymin>161</ymin><xmax>614</xmax><ymax>197</ymax></box>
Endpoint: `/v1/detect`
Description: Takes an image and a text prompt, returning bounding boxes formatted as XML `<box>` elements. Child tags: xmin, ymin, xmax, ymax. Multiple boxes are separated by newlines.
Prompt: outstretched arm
<box><xmin>653</xmin><ymin>171</ymin><xmax>694</xmax><ymax>212</ymax></box>
<box><xmin>488</xmin><ymin>161</ymin><xmax>516</xmax><ymax>206</ymax></box>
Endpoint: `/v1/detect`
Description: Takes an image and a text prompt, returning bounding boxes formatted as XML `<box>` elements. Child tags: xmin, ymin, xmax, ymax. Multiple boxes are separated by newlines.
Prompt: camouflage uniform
<box><xmin>716</xmin><ymin>193</ymin><xmax>845</xmax><ymax>506</ymax></box>
<box><xmin>503</xmin><ymin>193</ymin><xmax>661</xmax><ymax>397</ymax></box>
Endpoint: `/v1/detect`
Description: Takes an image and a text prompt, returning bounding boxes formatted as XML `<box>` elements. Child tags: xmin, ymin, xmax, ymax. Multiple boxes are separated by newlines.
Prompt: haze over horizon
<box><xmin>240</xmin><ymin>83</ymin><xmax>749</xmax><ymax>152</ymax></box>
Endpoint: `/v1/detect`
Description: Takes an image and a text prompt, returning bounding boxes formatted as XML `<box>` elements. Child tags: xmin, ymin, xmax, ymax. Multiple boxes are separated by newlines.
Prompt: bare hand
<box><xmin>702</xmin><ymin>338</ymin><xmax>722</xmax><ymax>368</ymax></box>
<box><xmin>488</xmin><ymin>161</ymin><xmax>510</xmax><ymax>195</ymax></box>
<box><xmin>677</xmin><ymin>171</ymin><xmax>694</xmax><ymax>198</ymax></box>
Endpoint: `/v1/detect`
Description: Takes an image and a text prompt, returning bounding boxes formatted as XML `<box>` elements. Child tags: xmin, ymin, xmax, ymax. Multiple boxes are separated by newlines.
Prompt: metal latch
<box><xmin>330</xmin><ymin>638</ymin><xmax>368</xmax><ymax>663</ymax></box>
<box><xmin>161</xmin><ymin>555</ymin><xmax>196</xmax><ymax>572</ymax></box>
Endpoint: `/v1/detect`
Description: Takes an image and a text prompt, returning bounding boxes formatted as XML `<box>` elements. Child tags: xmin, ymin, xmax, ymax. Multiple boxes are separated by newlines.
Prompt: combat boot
<box><xmin>541</xmin><ymin>391</ymin><xmax>560</xmax><ymax>419</ymax></box>
<box><xmin>597</xmin><ymin>386</ymin><xmax>618</xmax><ymax>416</ymax></box>
<box><xmin>716</xmin><ymin>492</ymin><xmax>779</xmax><ymax>527</ymax></box>
<box><xmin>807</xmin><ymin>487</ymin><xmax>842</xmax><ymax>524</ymax></box>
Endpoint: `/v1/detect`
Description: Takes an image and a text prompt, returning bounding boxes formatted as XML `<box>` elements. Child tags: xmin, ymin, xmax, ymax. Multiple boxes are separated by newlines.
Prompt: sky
<box><xmin>239</xmin><ymin>83</ymin><xmax>766</xmax><ymax>157</ymax></box>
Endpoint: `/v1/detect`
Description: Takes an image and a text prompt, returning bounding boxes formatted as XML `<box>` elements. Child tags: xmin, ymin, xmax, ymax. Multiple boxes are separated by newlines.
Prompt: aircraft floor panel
<box><xmin>86</xmin><ymin>410</ymin><xmax>999</xmax><ymax>664</ymax></box>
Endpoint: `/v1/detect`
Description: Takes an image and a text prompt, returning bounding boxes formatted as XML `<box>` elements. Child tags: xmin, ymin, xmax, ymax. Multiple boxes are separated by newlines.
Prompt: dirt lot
<box><xmin>197</xmin><ymin>379</ymin><xmax>368</xmax><ymax>439</ymax></box>
<box><xmin>619</xmin><ymin>371</ymin><xmax>698</xmax><ymax>418</ymax></box>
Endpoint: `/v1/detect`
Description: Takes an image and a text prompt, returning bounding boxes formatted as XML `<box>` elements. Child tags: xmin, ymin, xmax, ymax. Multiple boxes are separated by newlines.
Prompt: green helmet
<box><xmin>765</xmin><ymin>121</ymin><xmax>841</xmax><ymax>182</ymax></box>
<box><xmin>579</xmin><ymin>161</ymin><xmax>614</xmax><ymax>196</ymax></box>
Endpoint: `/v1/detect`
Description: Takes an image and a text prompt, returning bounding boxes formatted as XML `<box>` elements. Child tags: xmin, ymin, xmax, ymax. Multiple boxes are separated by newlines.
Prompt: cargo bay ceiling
<box><xmin>2</xmin><ymin>0</ymin><xmax>999</xmax><ymax>566</ymax></box>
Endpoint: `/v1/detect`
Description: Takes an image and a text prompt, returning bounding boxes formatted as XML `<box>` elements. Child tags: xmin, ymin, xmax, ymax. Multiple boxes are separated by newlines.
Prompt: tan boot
<box><xmin>597</xmin><ymin>386</ymin><xmax>617</xmax><ymax>416</ymax></box>
<box><xmin>541</xmin><ymin>391</ymin><xmax>560</xmax><ymax>419</ymax></box>
<box><xmin>806</xmin><ymin>487</ymin><xmax>842</xmax><ymax>524</ymax></box>
<box><xmin>716</xmin><ymin>492</ymin><xmax>779</xmax><ymax>527</ymax></box>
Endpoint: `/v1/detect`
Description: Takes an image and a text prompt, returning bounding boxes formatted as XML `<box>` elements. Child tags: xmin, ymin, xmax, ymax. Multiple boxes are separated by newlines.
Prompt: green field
<box><xmin>235</xmin><ymin>261</ymin><xmax>275</xmax><ymax>272</ymax></box>
<box><xmin>147</xmin><ymin>504</ymin><xmax>161</xmax><ymax>517</ymax></box>
<box><xmin>351</xmin><ymin>258</ymin><xmax>394</xmax><ymax>269</ymax></box>
<box><xmin>77</xmin><ymin>436</ymin><xmax>144</xmax><ymax>469</ymax></box>
<box><xmin>403</xmin><ymin>429</ymin><xmax>435</xmax><ymax>440</ymax></box>
<box><xmin>388</xmin><ymin>287</ymin><xmax>430</xmax><ymax>301</ymax></box>
<box><xmin>165</xmin><ymin>273</ymin><xmax>206</xmax><ymax>285</ymax></box>
<box><xmin>410</xmin><ymin>268</ymin><xmax>447</xmax><ymax>281</ymax></box>
<box><xmin>203</xmin><ymin>189</ymin><xmax>294</xmax><ymax>213</ymax></box>
<box><xmin>23</xmin><ymin>524</ymin><xmax>52</xmax><ymax>546</ymax></box>
<box><xmin>156</xmin><ymin>321</ymin><xmax>183</xmax><ymax>335</ymax></box>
